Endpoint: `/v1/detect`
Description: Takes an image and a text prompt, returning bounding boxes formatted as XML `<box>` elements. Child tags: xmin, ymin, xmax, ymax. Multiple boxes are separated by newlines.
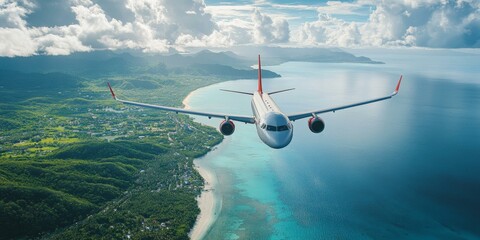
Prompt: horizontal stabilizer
<box><xmin>220</xmin><ymin>89</ymin><xmax>253</xmax><ymax>95</ymax></box>
<box><xmin>268</xmin><ymin>88</ymin><xmax>295</xmax><ymax>95</ymax></box>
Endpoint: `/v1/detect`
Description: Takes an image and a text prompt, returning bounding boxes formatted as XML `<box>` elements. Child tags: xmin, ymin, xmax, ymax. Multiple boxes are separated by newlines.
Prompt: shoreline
<box><xmin>189</xmin><ymin>158</ymin><xmax>220</xmax><ymax>240</ymax></box>
<box><xmin>184</xmin><ymin>90</ymin><xmax>221</xmax><ymax>240</ymax></box>
<box><xmin>182</xmin><ymin>91</ymin><xmax>194</xmax><ymax>110</ymax></box>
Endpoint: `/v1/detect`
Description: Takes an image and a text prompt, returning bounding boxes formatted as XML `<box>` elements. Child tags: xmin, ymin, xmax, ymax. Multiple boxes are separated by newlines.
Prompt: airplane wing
<box><xmin>107</xmin><ymin>83</ymin><xmax>255</xmax><ymax>124</ymax></box>
<box><xmin>287</xmin><ymin>76</ymin><xmax>402</xmax><ymax>121</ymax></box>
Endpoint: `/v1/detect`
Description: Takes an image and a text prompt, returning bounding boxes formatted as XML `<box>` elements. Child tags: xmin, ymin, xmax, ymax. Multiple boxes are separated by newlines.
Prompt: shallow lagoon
<box><xmin>187</xmin><ymin>49</ymin><xmax>480</xmax><ymax>239</ymax></box>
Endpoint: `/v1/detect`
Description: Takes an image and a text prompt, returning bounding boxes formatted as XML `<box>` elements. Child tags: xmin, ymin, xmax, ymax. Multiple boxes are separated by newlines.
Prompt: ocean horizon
<box><xmin>187</xmin><ymin>48</ymin><xmax>480</xmax><ymax>239</ymax></box>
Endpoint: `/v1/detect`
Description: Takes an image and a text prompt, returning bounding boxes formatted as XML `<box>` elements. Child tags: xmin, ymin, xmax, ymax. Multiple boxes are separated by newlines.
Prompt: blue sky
<box><xmin>0</xmin><ymin>0</ymin><xmax>479</xmax><ymax>56</ymax></box>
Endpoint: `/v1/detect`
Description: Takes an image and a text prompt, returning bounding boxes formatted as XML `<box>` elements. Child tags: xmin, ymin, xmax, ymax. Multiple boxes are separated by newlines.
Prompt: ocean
<box><xmin>187</xmin><ymin>48</ymin><xmax>480</xmax><ymax>239</ymax></box>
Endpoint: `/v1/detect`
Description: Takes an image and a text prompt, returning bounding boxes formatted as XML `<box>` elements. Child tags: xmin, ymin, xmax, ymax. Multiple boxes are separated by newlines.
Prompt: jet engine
<box><xmin>219</xmin><ymin>120</ymin><xmax>235</xmax><ymax>136</ymax></box>
<box><xmin>308</xmin><ymin>117</ymin><xmax>325</xmax><ymax>133</ymax></box>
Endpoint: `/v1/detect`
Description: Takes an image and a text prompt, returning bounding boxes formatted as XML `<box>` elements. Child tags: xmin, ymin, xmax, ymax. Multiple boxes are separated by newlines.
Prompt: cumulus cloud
<box><xmin>252</xmin><ymin>8</ymin><xmax>290</xmax><ymax>44</ymax></box>
<box><xmin>0</xmin><ymin>28</ymin><xmax>36</xmax><ymax>56</ymax></box>
<box><xmin>0</xmin><ymin>0</ymin><xmax>34</xmax><ymax>28</ymax></box>
<box><xmin>0</xmin><ymin>0</ymin><xmax>37</xmax><ymax>56</ymax></box>
<box><xmin>0</xmin><ymin>0</ymin><xmax>219</xmax><ymax>56</ymax></box>
<box><xmin>180</xmin><ymin>6</ymin><xmax>290</xmax><ymax>47</ymax></box>
<box><xmin>297</xmin><ymin>13</ymin><xmax>360</xmax><ymax>47</ymax></box>
<box><xmin>34</xmin><ymin>32</ymin><xmax>91</xmax><ymax>55</ymax></box>
<box><xmin>297</xmin><ymin>0</ymin><xmax>480</xmax><ymax>48</ymax></box>
<box><xmin>0</xmin><ymin>0</ymin><xmax>294</xmax><ymax>56</ymax></box>
<box><xmin>1</xmin><ymin>0</ymin><xmax>479</xmax><ymax>56</ymax></box>
<box><xmin>124</xmin><ymin>0</ymin><xmax>214</xmax><ymax>41</ymax></box>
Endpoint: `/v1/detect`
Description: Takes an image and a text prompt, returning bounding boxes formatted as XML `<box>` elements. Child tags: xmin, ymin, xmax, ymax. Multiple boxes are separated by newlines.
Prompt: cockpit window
<box><xmin>261</xmin><ymin>123</ymin><xmax>267</xmax><ymax>129</ymax></box>
<box><xmin>265</xmin><ymin>125</ymin><xmax>290</xmax><ymax>132</ymax></box>
<box><xmin>266</xmin><ymin>125</ymin><xmax>276</xmax><ymax>131</ymax></box>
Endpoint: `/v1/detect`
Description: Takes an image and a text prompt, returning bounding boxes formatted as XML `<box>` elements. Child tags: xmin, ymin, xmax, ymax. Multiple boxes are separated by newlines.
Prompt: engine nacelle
<box><xmin>219</xmin><ymin>120</ymin><xmax>235</xmax><ymax>136</ymax></box>
<box><xmin>308</xmin><ymin>117</ymin><xmax>325</xmax><ymax>133</ymax></box>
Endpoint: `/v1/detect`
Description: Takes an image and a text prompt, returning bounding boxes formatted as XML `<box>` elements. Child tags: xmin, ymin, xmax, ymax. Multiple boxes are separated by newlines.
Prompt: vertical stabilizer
<box><xmin>258</xmin><ymin>54</ymin><xmax>263</xmax><ymax>94</ymax></box>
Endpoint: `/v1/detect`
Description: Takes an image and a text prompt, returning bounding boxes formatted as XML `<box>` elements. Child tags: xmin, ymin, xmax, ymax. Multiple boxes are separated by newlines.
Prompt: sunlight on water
<box><xmin>187</xmin><ymin>49</ymin><xmax>480</xmax><ymax>239</ymax></box>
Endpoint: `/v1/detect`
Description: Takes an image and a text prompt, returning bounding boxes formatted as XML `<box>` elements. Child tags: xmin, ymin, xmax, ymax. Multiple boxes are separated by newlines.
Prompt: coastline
<box><xmin>184</xmin><ymin>91</ymin><xmax>221</xmax><ymax>240</ymax></box>
<box><xmin>189</xmin><ymin>158</ymin><xmax>220</xmax><ymax>240</ymax></box>
<box><xmin>182</xmin><ymin>91</ymin><xmax>194</xmax><ymax>110</ymax></box>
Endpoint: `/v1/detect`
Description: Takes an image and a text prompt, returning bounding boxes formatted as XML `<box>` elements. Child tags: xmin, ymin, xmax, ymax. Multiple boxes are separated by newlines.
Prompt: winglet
<box><xmin>392</xmin><ymin>75</ymin><xmax>402</xmax><ymax>96</ymax></box>
<box><xmin>258</xmin><ymin>54</ymin><xmax>263</xmax><ymax>94</ymax></box>
<box><xmin>107</xmin><ymin>82</ymin><xmax>117</xmax><ymax>100</ymax></box>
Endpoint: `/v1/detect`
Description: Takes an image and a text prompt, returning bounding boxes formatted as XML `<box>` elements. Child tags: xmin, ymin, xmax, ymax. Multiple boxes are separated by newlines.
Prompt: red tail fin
<box><xmin>258</xmin><ymin>54</ymin><xmax>263</xmax><ymax>94</ymax></box>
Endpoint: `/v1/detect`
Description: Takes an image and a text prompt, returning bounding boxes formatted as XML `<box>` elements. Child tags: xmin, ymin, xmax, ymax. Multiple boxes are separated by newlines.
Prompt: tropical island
<box><xmin>0</xmin><ymin>49</ymin><xmax>379</xmax><ymax>239</ymax></box>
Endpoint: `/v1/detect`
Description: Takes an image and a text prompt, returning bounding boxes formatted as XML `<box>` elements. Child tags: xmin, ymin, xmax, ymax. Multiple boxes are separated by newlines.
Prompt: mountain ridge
<box><xmin>0</xmin><ymin>48</ymin><xmax>382</xmax><ymax>77</ymax></box>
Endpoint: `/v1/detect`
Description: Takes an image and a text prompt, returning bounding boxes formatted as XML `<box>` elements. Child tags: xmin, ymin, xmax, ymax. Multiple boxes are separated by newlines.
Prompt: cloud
<box><xmin>124</xmin><ymin>0</ymin><xmax>215</xmax><ymax>42</ymax></box>
<box><xmin>0</xmin><ymin>0</ymin><xmax>34</xmax><ymax>28</ymax></box>
<box><xmin>296</xmin><ymin>13</ymin><xmax>360</xmax><ymax>47</ymax></box>
<box><xmin>315</xmin><ymin>0</ymin><xmax>373</xmax><ymax>16</ymax></box>
<box><xmin>34</xmin><ymin>31</ymin><xmax>91</xmax><ymax>55</ymax></box>
<box><xmin>175</xmin><ymin>19</ymin><xmax>253</xmax><ymax>48</ymax></box>
<box><xmin>252</xmin><ymin>8</ymin><xmax>290</xmax><ymax>44</ymax></box>
<box><xmin>298</xmin><ymin>0</ymin><xmax>480</xmax><ymax>48</ymax></box>
<box><xmin>204</xmin><ymin>5</ymin><xmax>287</xmax><ymax>46</ymax></box>
<box><xmin>0</xmin><ymin>0</ymin><xmax>219</xmax><ymax>56</ymax></box>
<box><xmin>0</xmin><ymin>28</ymin><xmax>36</xmax><ymax>56</ymax></box>
<box><xmin>1</xmin><ymin>0</ymin><xmax>479</xmax><ymax>57</ymax></box>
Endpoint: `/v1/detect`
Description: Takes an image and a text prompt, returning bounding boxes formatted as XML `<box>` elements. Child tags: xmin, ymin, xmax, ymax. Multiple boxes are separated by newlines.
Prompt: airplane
<box><xmin>108</xmin><ymin>55</ymin><xmax>402</xmax><ymax>149</ymax></box>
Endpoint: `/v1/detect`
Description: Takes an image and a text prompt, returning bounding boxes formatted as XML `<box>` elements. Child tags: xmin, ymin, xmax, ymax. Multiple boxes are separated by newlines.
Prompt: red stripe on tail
<box><xmin>258</xmin><ymin>54</ymin><xmax>263</xmax><ymax>94</ymax></box>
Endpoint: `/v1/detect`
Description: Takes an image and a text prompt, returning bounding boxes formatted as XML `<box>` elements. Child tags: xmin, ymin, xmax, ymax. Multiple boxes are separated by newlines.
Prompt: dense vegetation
<box><xmin>0</xmin><ymin>51</ymin><xmax>273</xmax><ymax>239</ymax></box>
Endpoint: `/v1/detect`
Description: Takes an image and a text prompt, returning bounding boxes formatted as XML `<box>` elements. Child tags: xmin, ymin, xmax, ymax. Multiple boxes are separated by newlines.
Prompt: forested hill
<box><xmin>0</xmin><ymin>58</ymin><xmax>231</xmax><ymax>239</ymax></box>
<box><xmin>0</xmin><ymin>70</ymin><xmax>81</xmax><ymax>90</ymax></box>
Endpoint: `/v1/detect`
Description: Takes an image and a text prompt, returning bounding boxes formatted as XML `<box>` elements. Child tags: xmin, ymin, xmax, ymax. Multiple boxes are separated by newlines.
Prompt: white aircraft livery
<box><xmin>108</xmin><ymin>55</ymin><xmax>402</xmax><ymax>149</ymax></box>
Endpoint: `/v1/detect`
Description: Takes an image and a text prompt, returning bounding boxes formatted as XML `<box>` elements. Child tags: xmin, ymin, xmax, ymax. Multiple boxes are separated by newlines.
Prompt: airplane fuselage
<box><xmin>251</xmin><ymin>91</ymin><xmax>293</xmax><ymax>149</ymax></box>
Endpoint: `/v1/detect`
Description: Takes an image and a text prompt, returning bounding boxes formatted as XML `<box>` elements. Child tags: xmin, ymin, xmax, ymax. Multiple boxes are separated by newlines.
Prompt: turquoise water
<box><xmin>188</xmin><ymin>49</ymin><xmax>480</xmax><ymax>239</ymax></box>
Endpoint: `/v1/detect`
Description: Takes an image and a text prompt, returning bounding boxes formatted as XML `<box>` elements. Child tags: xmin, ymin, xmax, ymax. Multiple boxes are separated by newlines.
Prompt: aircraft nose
<box><xmin>268</xmin><ymin>132</ymin><xmax>293</xmax><ymax>149</ymax></box>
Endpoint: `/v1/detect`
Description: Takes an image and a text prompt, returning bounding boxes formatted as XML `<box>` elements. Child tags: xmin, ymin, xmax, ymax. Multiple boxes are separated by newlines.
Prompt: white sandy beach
<box><xmin>184</xmin><ymin>92</ymin><xmax>221</xmax><ymax>240</ymax></box>
<box><xmin>189</xmin><ymin>159</ymin><xmax>219</xmax><ymax>240</ymax></box>
<box><xmin>182</xmin><ymin>92</ymin><xmax>194</xmax><ymax>110</ymax></box>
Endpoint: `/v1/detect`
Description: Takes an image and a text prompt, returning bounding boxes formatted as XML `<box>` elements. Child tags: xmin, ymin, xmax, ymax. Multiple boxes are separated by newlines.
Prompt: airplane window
<box><xmin>277</xmin><ymin>125</ymin><xmax>289</xmax><ymax>131</ymax></box>
<box><xmin>267</xmin><ymin>125</ymin><xmax>276</xmax><ymax>131</ymax></box>
<box><xmin>261</xmin><ymin>123</ymin><xmax>266</xmax><ymax>129</ymax></box>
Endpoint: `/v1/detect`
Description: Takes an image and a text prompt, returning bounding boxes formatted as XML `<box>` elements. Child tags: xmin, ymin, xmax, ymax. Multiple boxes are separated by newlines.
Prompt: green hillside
<box><xmin>0</xmin><ymin>59</ymin><xmax>225</xmax><ymax>239</ymax></box>
<box><xmin>50</xmin><ymin>141</ymin><xmax>167</xmax><ymax>160</ymax></box>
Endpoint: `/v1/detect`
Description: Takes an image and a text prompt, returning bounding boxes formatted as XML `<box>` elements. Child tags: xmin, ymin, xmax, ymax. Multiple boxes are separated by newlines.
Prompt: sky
<box><xmin>0</xmin><ymin>0</ymin><xmax>479</xmax><ymax>57</ymax></box>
